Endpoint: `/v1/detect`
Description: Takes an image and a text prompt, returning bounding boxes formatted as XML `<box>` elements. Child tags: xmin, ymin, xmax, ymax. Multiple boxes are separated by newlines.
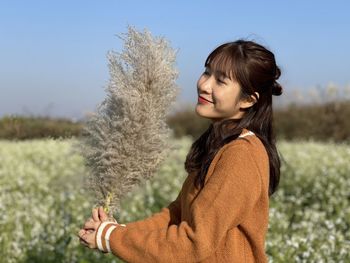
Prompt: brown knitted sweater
<box><xmin>96</xmin><ymin>128</ymin><xmax>270</xmax><ymax>262</ymax></box>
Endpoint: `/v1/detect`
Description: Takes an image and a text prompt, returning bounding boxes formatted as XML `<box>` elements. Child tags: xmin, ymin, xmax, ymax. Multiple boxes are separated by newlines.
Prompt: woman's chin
<box><xmin>194</xmin><ymin>106</ymin><xmax>205</xmax><ymax>117</ymax></box>
<box><xmin>195</xmin><ymin>107</ymin><xmax>214</xmax><ymax>120</ymax></box>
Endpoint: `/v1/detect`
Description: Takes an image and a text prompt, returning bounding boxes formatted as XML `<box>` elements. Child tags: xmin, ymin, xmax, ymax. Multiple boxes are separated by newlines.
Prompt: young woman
<box><xmin>78</xmin><ymin>39</ymin><xmax>283</xmax><ymax>262</ymax></box>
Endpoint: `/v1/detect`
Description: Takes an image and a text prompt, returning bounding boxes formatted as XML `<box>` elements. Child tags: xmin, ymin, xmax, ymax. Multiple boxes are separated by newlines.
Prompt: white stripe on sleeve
<box><xmin>105</xmin><ymin>225</ymin><xmax>117</xmax><ymax>253</ymax></box>
<box><xmin>96</xmin><ymin>222</ymin><xmax>110</xmax><ymax>252</ymax></box>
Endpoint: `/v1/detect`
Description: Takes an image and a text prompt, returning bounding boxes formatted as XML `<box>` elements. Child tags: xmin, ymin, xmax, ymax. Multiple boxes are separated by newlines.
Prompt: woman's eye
<box><xmin>217</xmin><ymin>78</ymin><xmax>225</xmax><ymax>84</ymax></box>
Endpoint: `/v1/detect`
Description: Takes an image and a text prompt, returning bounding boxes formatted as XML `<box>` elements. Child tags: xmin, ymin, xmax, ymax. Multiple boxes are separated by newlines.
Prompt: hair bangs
<box><xmin>204</xmin><ymin>46</ymin><xmax>238</xmax><ymax>81</ymax></box>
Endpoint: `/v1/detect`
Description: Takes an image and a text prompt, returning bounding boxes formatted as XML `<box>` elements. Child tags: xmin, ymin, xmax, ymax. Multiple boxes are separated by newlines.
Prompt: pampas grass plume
<box><xmin>74</xmin><ymin>25</ymin><xmax>180</xmax><ymax>216</ymax></box>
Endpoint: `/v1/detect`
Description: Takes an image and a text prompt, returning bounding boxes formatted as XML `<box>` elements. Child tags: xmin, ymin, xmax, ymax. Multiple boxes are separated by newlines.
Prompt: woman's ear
<box><xmin>239</xmin><ymin>92</ymin><xmax>259</xmax><ymax>109</ymax></box>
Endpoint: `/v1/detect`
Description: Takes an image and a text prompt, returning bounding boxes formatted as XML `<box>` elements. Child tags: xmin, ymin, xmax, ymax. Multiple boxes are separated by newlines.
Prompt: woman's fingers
<box><xmin>92</xmin><ymin>207</ymin><xmax>99</xmax><ymax>222</ymax></box>
<box><xmin>79</xmin><ymin>231</ymin><xmax>96</xmax><ymax>249</ymax></box>
<box><xmin>78</xmin><ymin>229</ymin><xmax>89</xmax><ymax>246</ymax></box>
<box><xmin>84</xmin><ymin>218</ymin><xmax>99</xmax><ymax>230</ymax></box>
<box><xmin>78</xmin><ymin>228</ymin><xmax>97</xmax><ymax>249</ymax></box>
<box><xmin>79</xmin><ymin>235</ymin><xmax>89</xmax><ymax>246</ymax></box>
<box><xmin>98</xmin><ymin>206</ymin><xmax>109</xmax><ymax>221</ymax></box>
<box><xmin>78</xmin><ymin>229</ymin><xmax>87</xmax><ymax>237</ymax></box>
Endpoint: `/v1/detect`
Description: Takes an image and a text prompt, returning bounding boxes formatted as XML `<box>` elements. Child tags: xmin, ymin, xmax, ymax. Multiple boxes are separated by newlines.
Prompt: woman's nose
<box><xmin>198</xmin><ymin>75</ymin><xmax>213</xmax><ymax>93</ymax></box>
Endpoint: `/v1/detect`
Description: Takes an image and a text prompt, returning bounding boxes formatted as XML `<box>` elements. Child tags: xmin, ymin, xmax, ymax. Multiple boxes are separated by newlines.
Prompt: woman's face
<box><xmin>195</xmin><ymin>65</ymin><xmax>246</xmax><ymax>122</ymax></box>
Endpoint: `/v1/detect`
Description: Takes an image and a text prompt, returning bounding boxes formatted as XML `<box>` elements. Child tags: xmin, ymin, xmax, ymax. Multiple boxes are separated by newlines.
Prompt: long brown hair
<box><xmin>184</xmin><ymin>39</ymin><xmax>283</xmax><ymax>197</ymax></box>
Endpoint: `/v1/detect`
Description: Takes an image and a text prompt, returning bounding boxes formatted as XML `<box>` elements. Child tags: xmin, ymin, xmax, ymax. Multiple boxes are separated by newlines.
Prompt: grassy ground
<box><xmin>0</xmin><ymin>137</ymin><xmax>349</xmax><ymax>262</ymax></box>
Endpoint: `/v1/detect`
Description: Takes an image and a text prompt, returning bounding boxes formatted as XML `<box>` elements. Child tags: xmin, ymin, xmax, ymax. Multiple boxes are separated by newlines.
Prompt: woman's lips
<box><xmin>198</xmin><ymin>96</ymin><xmax>213</xmax><ymax>104</ymax></box>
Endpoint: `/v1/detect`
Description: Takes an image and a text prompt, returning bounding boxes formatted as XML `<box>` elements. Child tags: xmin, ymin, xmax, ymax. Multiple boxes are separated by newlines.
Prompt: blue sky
<box><xmin>1</xmin><ymin>0</ymin><xmax>349</xmax><ymax>120</ymax></box>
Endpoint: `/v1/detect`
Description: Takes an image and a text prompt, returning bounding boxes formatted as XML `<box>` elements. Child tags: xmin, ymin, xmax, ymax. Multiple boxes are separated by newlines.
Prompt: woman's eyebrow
<box><xmin>205</xmin><ymin>65</ymin><xmax>230</xmax><ymax>80</ymax></box>
<box><xmin>213</xmin><ymin>70</ymin><xmax>230</xmax><ymax>80</ymax></box>
<box><xmin>216</xmin><ymin>71</ymin><xmax>228</xmax><ymax>78</ymax></box>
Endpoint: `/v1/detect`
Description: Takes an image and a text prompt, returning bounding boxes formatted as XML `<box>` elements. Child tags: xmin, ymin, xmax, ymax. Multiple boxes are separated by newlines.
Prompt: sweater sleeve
<box><xmin>98</xmin><ymin>142</ymin><xmax>262</xmax><ymax>263</ymax></box>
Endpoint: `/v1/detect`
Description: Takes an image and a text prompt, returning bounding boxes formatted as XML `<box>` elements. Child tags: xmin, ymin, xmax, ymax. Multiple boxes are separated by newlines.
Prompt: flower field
<box><xmin>0</xmin><ymin>137</ymin><xmax>349</xmax><ymax>262</ymax></box>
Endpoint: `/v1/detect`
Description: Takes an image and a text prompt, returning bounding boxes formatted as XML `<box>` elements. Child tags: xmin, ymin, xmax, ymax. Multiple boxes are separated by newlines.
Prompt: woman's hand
<box><xmin>78</xmin><ymin>206</ymin><xmax>116</xmax><ymax>249</ymax></box>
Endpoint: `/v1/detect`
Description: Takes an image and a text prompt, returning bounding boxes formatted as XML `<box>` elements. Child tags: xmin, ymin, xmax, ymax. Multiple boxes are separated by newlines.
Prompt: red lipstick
<box><xmin>198</xmin><ymin>96</ymin><xmax>213</xmax><ymax>104</ymax></box>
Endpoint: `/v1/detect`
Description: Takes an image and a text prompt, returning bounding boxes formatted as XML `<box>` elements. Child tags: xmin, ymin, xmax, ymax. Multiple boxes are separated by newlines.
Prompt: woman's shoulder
<box><xmin>204</xmin><ymin>128</ymin><xmax>269</xmax><ymax>185</ymax></box>
<box><xmin>223</xmin><ymin>128</ymin><xmax>258</xmax><ymax>148</ymax></box>
<box><xmin>220</xmin><ymin>128</ymin><xmax>267</xmax><ymax>161</ymax></box>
